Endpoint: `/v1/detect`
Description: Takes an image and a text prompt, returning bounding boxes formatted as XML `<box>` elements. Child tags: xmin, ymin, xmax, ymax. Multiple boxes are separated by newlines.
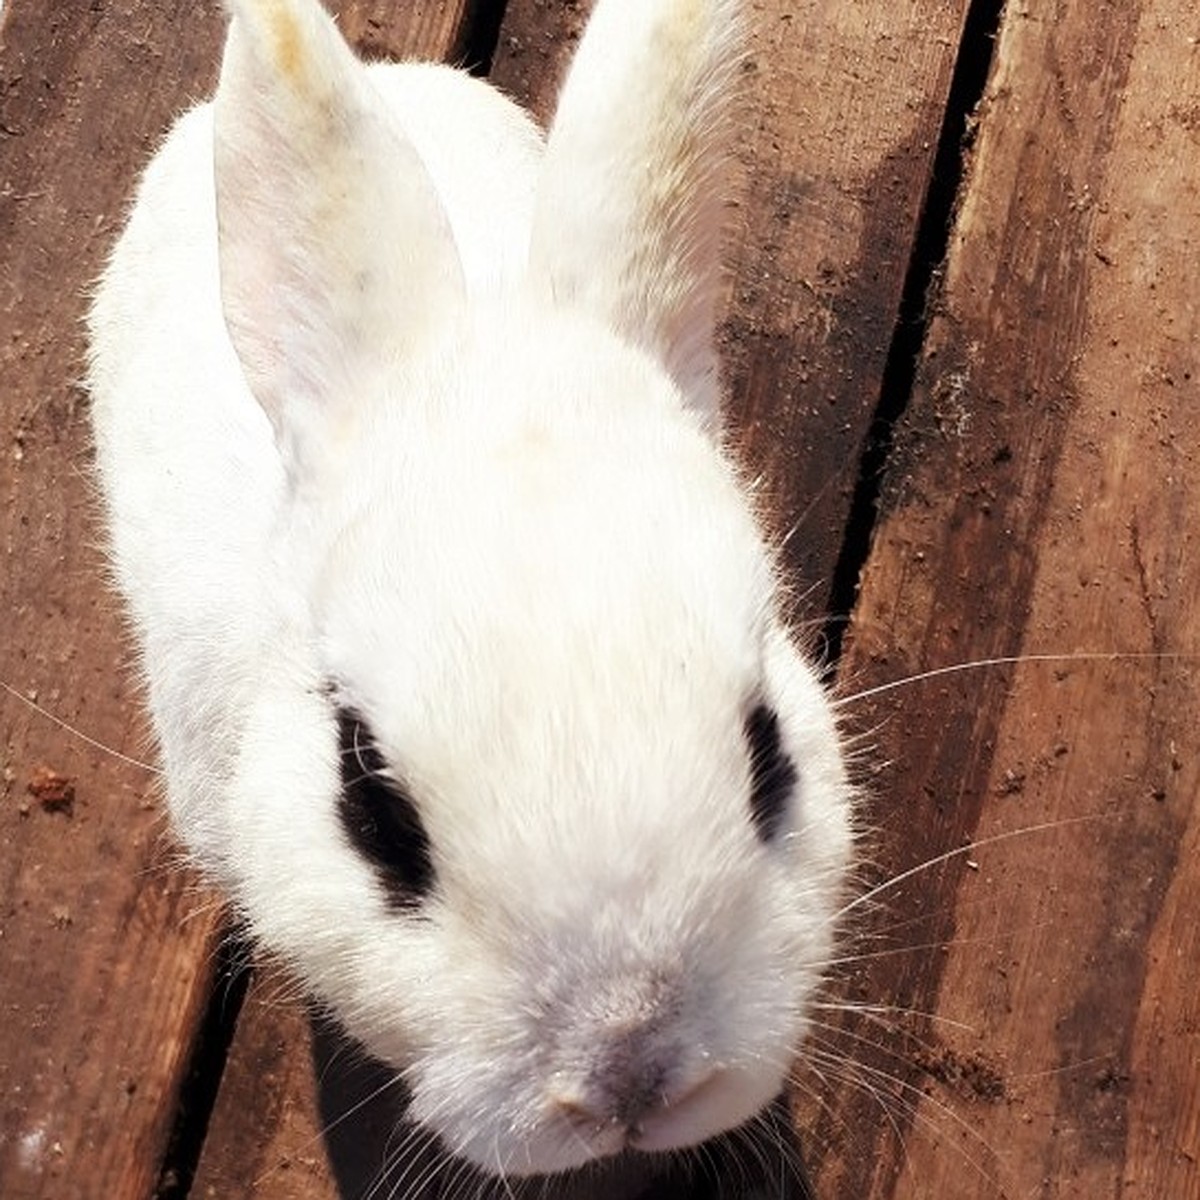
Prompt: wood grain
<box><xmin>190</xmin><ymin>976</ymin><xmax>337</xmax><ymax>1200</ymax></box>
<box><xmin>805</xmin><ymin>0</ymin><xmax>1200</xmax><ymax>1195</ymax></box>
<box><xmin>718</xmin><ymin>0</ymin><xmax>972</xmax><ymax>597</ymax></box>
<box><xmin>319</xmin><ymin>1</ymin><xmax>480</xmax><ymax>64</ymax></box>
<box><xmin>0</xmin><ymin>4</ymin><xmax>229</xmax><ymax>1199</ymax></box>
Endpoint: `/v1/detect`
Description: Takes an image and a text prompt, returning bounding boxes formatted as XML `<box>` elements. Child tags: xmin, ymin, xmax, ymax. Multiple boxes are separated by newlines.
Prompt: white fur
<box><xmin>88</xmin><ymin>0</ymin><xmax>853</xmax><ymax>1177</ymax></box>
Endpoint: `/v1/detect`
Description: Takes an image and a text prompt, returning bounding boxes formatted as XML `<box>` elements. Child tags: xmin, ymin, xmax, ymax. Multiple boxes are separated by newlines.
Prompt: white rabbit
<box><xmin>88</xmin><ymin>0</ymin><xmax>855</xmax><ymax>1178</ymax></box>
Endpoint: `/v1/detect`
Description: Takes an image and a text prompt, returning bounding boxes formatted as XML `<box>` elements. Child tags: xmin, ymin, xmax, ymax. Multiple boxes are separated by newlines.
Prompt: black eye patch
<box><xmin>336</xmin><ymin>708</ymin><xmax>435</xmax><ymax>909</ymax></box>
<box><xmin>743</xmin><ymin>703</ymin><xmax>797</xmax><ymax>844</ymax></box>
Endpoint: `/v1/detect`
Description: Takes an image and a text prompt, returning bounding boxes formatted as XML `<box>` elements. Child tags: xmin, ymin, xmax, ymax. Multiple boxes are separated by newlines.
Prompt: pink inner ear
<box><xmin>212</xmin><ymin>5</ymin><xmax>464</xmax><ymax>462</ymax></box>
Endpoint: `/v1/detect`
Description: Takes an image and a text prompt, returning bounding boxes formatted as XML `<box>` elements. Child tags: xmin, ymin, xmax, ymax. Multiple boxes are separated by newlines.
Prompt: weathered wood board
<box><xmin>1</xmin><ymin>5</ymin><xmax>229</xmax><ymax>1199</ymax></box>
<box><xmin>802</xmin><ymin>0</ymin><xmax>1200</xmax><ymax>1197</ymax></box>
<box><xmin>2</xmin><ymin>0</ymin><xmax>1197</xmax><ymax>1197</ymax></box>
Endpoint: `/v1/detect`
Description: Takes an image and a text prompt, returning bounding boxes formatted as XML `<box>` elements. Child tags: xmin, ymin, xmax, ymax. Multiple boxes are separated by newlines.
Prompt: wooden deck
<box><xmin>2</xmin><ymin>1</ymin><xmax>1197</xmax><ymax>1197</ymax></box>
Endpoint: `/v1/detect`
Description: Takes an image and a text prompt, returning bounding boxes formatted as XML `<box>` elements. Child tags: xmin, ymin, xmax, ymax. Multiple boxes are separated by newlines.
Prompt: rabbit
<box><xmin>86</xmin><ymin>0</ymin><xmax>855</xmax><ymax>1179</ymax></box>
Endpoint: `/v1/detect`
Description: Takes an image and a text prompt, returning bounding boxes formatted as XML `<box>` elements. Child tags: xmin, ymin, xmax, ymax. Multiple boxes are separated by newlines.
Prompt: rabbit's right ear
<box><xmin>528</xmin><ymin>0</ymin><xmax>740</xmax><ymax>431</ymax></box>
<box><xmin>215</xmin><ymin>0</ymin><xmax>464</xmax><ymax>479</ymax></box>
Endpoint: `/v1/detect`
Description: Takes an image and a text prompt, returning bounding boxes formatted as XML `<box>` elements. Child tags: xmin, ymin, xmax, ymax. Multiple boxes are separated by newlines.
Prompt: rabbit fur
<box><xmin>87</xmin><ymin>0</ymin><xmax>854</xmax><ymax>1177</ymax></box>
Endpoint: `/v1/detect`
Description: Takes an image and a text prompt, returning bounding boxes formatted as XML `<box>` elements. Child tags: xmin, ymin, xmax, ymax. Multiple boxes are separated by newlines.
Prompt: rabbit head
<box><xmin>105</xmin><ymin>0</ymin><xmax>855</xmax><ymax>1176</ymax></box>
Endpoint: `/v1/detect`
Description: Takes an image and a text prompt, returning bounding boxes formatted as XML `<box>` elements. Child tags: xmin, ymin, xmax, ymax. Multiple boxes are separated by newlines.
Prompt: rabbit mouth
<box><xmin>547</xmin><ymin>1060</ymin><xmax>778</xmax><ymax>1164</ymax></box>
<box><xmin>627</xmin><ymin>1070</ymin><xmax>731</xmax><ymax>1152</ymax></box>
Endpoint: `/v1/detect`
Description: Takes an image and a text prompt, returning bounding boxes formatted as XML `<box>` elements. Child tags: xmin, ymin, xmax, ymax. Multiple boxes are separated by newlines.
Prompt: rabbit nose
<box><xmin>552</xmin><ymin>1022</ymin><xmax>704</xmax><ymax>1132</ymax></box>
<box><xmin>553</xmin><ymin>1054</ymin><xmax>668</xmax><ymax>1133</ymax></box>
<box><xmin>548</xmin><ymin>968</ymin><xmax>709</xmax><ymax>1131</ymax></box>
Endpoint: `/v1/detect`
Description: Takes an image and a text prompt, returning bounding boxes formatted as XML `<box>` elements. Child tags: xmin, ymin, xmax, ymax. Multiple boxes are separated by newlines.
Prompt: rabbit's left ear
<box><xmin>215</xmin><ymin>0</ymin><xmax>465</xmax><ymax>478</ymax></box>
<box><xmin>528</xmin><ymin>0</ymin><xmax>739</xmax><ymax>430</ymax></box>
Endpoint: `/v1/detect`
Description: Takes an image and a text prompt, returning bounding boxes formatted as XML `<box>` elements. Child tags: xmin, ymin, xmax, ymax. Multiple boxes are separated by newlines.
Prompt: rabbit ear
<box><xmin>215</xmin><ymin>0</ymin><xmax>464</xmax><ymax>475</ymax></box>
<box><xmin>528</xmin><ymin>0</ymin><xmax>740</xmax><ymax>430</ymax></box>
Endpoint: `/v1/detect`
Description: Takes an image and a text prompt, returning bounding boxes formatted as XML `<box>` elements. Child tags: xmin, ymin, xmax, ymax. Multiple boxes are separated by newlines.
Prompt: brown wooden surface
<box><xmin>2</xmin><ymin>0</ymin><xmax>1198</xmax><ymax>1197</ymax></box>
<box><xmin>804</xmin><ymin>0</ymin><xmax>1200</xmax><ymax>1196</ymax></box>
<box><xmin>0</xmin><ymin>5</ymin><xmax>228</xmax><ymax>1199</ymax></box>
<box><xmin>190</xmin><ymin>977</ymin><xmax>334</xmax><ymax>1200</ymax></box>
<box><xmin>715</xmin><ymin>0</ymin><xmax>973</xmax><ymax>596</ymax></box>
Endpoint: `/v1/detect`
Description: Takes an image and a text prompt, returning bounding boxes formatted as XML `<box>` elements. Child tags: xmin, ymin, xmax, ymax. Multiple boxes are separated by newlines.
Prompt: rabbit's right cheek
<box><xmin>335</xmin><ymin>708</ymin><xmax>436</xmax><ymax>910</ymax></box>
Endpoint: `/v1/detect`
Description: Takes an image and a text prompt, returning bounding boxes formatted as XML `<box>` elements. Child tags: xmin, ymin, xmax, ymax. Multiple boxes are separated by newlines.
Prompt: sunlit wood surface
<box><xmin>1</xmin><ymin>1</ymin><xmax>1196</xmax><ymax>1197</ymax></box>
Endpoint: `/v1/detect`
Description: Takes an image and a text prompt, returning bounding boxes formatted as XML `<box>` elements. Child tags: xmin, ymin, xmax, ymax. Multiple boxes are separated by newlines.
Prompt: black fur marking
<box><xmin>336</xmin><ymin>709</ymin><xmax>435</xmax><ymax>909</ymax></box>
<box><xmin>744</xmin><ymin>703</ymin><xmax>797</xmax><ymax>844</ymax></box>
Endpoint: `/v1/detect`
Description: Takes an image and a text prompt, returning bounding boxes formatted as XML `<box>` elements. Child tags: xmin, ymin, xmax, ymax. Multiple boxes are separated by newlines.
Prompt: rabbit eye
<box><xmin>743</xmin><ymin>703</ymin><xmax>797</xmax><ymax>844</ymax></box>
<box><xmin>336</xmin><ymin>709</ymin><xmax>435</xmax><ymax>909</ymax></box>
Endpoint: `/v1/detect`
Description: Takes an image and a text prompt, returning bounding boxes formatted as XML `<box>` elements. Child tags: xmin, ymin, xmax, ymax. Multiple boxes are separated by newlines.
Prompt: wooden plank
<box><xmin>0</xmin><ymin>4</ymin><xmax>232</xmax><ymax>1199</ymax></box>
<box><xmin>804</xmin><ymin>0</ymin><xmax>1200</xmax><ymax>1195</ymax></box>
<box><xmin>190</xmin><ymin>976</ymin><xmax>336</xmax><ymax>1200</ymax></box>
<box><xmin>317</xmin><ymin>1</ymin><xmax>483</xmax><ymax>64</ymax></box>
<box><xmin>488</xmin><ymin>0</ymin><xmax>587</xmax><ymax>127</ymax></box>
